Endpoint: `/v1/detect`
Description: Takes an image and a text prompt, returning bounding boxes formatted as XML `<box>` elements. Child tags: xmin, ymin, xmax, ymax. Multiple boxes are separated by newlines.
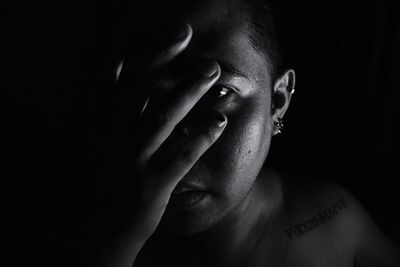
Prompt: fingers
<box><xmin>135</xmin><ymin>61</ymin><xmax>221</xmax><ymax>165</ymax></box>
<box><xmin>146</xmin><ymin>112</ymin><xmax>228</xmax><ymax>194</ymax></box>
<box><xmin>116</xmin><ymin>23</ymin><xmax>192</xmax><ymax>86</ymax></box>
<box><xmin>111</xmin><ymin>23</ymin><xmax>193</xmax><ymax>122</ymax></box>
<box><xmin>144</xmin><ymin>23</ymin><xmax>193</xmax><ymax>75</ymax></box>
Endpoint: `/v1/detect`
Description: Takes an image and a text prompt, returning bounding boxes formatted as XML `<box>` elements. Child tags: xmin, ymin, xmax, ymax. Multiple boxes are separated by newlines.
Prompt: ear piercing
<box><xmin>272</xmin><ymin>85</ymin><xmax>293</xmax><ymax>135</ymax></box>
<box><xmin>274</xmin><ymin>118</ymin><xmax>284</xmax><ymax>135</ymax></box>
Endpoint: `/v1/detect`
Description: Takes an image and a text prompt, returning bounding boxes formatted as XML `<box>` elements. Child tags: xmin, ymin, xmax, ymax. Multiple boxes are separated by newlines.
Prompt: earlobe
<box><xmin>273</xmin><ymin>118</ymin><xmax>284</xmax><ymax>135</ymax></box>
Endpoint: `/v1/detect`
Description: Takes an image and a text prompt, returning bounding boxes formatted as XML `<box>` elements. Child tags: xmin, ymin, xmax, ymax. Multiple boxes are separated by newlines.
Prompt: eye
<box><xmin>211</xmin><ymin>85</ymin><xmax>233</xmax><ymax>99</ymax></box>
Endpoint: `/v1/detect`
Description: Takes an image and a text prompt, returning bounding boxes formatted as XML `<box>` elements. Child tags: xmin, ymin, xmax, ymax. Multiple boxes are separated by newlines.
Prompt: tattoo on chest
<box><xmin>284</xmin><ymin>198</ymin><xmax>348</xmax><ymax>239</ymax></box>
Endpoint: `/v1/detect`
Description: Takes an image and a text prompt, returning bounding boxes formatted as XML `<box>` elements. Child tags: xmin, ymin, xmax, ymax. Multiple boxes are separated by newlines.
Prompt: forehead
<box><xmin>177</xmin><ymin>0</ymin><xmax>245</xmax><ymax>29</ymax></box>
<box><xmin>136</xmin><ymin>0</ymin><xmax>272</xmax><ymax>90</ymax></box>
<box><xmin>182</xmin><ymin>1</ymin><xmax>272</xmax><ymax>91</ymax></box>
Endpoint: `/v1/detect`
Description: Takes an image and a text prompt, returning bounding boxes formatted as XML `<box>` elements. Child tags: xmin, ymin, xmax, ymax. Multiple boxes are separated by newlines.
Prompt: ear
<box><xmin>271</xmin><ymin>69</ymin><xmax>296</xmax><ymax>135</ymax></box>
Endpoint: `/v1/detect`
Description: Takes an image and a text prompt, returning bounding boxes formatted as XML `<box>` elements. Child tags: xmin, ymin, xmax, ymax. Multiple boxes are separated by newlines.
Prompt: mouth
<box><xmin>172</xmin><ymin>182</ymin><xmax>205</xmax><ymax>194</ymax></box>
<box><xmin>168</xmin><ymin>183</ymin><xmax>210</xmax><ymax>210</ymax></box>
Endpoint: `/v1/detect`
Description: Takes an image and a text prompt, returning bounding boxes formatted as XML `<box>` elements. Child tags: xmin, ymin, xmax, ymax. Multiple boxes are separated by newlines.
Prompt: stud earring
<box><xmin>274</xmin><ymin>118</ymin><xmax>284</xmax><ymax>134</ymax></box>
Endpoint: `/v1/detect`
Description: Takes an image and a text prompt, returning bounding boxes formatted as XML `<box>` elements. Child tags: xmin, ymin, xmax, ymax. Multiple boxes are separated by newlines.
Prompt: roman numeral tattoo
<box><xmin>284</xmin><ymin>198</ymin><xmax>348</xmax><ymax>239</ymax></box>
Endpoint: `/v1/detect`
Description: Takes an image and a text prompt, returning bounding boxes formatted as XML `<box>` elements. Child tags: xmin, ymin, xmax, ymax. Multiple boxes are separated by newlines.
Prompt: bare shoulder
<box><xmin>281</xmin><ymin>176</ymin><xmax>400</xmax><ymax>267</ymax></box>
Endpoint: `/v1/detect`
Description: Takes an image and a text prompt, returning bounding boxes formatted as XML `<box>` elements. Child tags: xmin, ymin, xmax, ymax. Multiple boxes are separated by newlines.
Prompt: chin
<box><xmin>158</xmin><ymin>195</ymin><xmax>230</xmax><ymax>236</ymax></box>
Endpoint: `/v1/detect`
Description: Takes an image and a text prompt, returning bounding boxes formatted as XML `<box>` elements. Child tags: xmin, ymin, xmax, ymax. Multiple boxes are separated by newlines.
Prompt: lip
<box><xmin>168</xmin><ymin>190</ymin><xmax>210</xmax><ymax>210</ymax></box>
<box><xmin>172</xmin><ymin>182</ymin><xmax>205</xmax><ymax>194</ymax></box>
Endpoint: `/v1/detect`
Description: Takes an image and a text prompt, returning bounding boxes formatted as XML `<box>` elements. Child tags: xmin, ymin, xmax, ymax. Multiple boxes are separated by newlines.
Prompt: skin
<box><xmin>95</xmin><ymin>1</ymin><xmax>400</xmax><ymax>266</ymax></box>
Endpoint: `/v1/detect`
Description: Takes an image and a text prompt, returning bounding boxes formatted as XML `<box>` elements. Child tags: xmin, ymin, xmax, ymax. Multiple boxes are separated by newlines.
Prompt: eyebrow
<box><xmin>218</xmin><ymin>61</ymin><xmax>250</xmax><ymax>80</ymax></box>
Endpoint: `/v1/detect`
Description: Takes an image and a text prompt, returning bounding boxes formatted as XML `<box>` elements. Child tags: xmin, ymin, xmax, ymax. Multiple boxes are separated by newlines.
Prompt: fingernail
<box><xmin>216</xmin><ymin>113</ymin><xmax>226</xmax><ymax>127</ymax></box>
<box><xmin>176</xmin><ymin>23</ymin><xmax>189</xmax><ymax>41</ymax></box>
<box><xmin>202</xmin><ymin>61</ymin><xmax>219</xmax><ymax>78</ymax></box>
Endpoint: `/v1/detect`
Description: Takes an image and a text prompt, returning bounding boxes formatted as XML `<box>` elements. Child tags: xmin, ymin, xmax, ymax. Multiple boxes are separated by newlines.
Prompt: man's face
<box><xmin>136</xmin><ymin>0</ymin><xmax>275</xmax><ymax>235</ymax></box>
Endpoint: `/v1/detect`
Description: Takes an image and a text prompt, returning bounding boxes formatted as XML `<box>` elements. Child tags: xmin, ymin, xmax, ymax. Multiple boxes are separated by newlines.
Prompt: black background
<box><xmin>269</xmin><ymin>0</ymin><xmax>400</xmax><ymax>245</ymax></box>
<box><xmin>1</xmin><ymin>0</ymin><xmax>399</xmax><ymax>265</ymax></box>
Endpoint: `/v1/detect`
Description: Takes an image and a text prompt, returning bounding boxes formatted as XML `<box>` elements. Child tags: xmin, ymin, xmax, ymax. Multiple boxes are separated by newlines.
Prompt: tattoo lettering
<box><xmin>284</xmin><ymin>198</ymin><xmax>348</xmax><ymax>239</ymax></box>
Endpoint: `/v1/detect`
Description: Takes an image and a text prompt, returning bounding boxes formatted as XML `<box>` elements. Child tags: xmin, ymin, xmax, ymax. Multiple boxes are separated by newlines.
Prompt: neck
<box><xmin>145</xmin><ymin>169</ymin><xmax>284</xmax><ymax>267</ymax></box>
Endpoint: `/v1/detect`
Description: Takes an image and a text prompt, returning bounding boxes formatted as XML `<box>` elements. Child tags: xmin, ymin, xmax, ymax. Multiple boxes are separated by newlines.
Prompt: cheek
<box><xmin>209</xmin><ymin>97</ymin><xmax>273</xmax><ymax>195</ymax></box>
<box><xmin>227</xmin><ymin>95</ymin><xmax>273</xmax><ymax>166</ymax></box>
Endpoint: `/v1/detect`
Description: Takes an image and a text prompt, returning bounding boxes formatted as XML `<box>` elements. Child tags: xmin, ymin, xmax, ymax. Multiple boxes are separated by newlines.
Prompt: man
<box><xmin>95</xmin><ymin>0</ymin><xmax>400</xmax><ymax>266</ymax></box>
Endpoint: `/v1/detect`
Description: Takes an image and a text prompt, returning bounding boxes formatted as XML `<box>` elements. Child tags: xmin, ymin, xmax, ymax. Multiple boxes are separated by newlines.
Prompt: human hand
<box><xmin>99</xmin><ymin>23</ymin><xmax>227</xmax><ymax>266</ymax></box>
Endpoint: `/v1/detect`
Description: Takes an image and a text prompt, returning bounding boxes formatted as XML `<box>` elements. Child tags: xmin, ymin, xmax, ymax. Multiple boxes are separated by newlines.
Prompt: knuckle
<box><xmin>153</xmin><ymin>110</ymin><xmax>172</xmax><ymax>128</ymax></box>
<box><xmin>178</xmin><ymin>145</ymin><xmax>197</xmax><ymax>165</ymax></box>
<box><xmin>177</xmin><ymin>127</ymin><xmax>219</xmax><ymax>165</ymax></box>
<box><xmin>189</xmin><ymin>78</ymin><xmax>212</xmax><ymax>95</ymax></box>
<box><xmin>203</xmin><ymin>126</ymin><xmax>219</xmax><ymax>144</ymax></box>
